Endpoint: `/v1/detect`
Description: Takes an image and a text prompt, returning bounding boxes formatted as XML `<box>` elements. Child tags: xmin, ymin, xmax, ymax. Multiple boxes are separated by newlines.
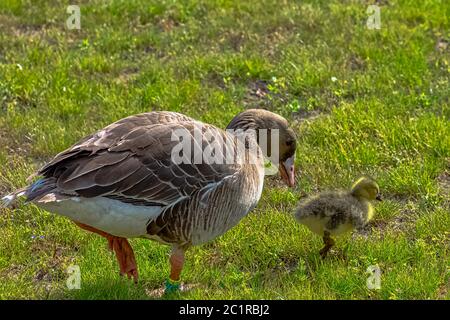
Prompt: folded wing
<box><xmin>35</xmin><ymin>112</ymin><xmax>241</xmax><ymax>207</ymax></box>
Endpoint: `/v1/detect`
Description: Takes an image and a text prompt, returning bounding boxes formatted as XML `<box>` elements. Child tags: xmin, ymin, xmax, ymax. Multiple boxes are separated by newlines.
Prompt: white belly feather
<box><xmin>36</xmin><ymin>194</ymin><xmax>162</xmax><ymax>238</ymax></box>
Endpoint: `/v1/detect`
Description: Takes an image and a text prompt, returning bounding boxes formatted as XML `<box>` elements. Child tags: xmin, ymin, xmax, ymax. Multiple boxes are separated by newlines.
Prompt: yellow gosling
<box><xmin>295</xmin><ymin>177</ymin><xmax>382</xmax><ymax>258</ymax></box>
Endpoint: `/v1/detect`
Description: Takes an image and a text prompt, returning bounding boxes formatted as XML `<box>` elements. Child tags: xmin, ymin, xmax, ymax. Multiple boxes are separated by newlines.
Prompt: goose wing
<box><xmin>35</xmin><ymin>112</ymin><xmax>241</xmax><ymax>207</ymax></box>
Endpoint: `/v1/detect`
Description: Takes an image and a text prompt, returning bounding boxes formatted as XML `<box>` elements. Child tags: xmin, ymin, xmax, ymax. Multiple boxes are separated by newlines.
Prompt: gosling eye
<box><xmin>286</xmin><ymin>139</ymin><xmax>294</xmax><ymax>147</ymax></box>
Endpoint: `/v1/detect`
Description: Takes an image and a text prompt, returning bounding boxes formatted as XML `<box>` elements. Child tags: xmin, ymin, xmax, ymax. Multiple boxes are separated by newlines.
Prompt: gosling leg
<box><xmin>319</xmin><ymin>231</ymin><xmax>335</xmax><ymax>258</ymax></box>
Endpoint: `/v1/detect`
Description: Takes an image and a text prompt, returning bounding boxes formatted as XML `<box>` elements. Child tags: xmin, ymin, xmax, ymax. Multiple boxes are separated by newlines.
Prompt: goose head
<box><xmin>226</xmin><ymin>109</ymin><xmax>297</xmax><ymax>187</ymax></box>
<box><xmin>351</xmin><ymin>176</ymin><xmax>382</xmax><ymax>201</ymax></box>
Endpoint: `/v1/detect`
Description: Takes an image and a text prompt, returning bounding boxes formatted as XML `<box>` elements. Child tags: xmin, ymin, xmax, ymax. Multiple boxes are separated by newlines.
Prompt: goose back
<box><xmin>29</xmin><ymin>111</ymin><xmax>265</xmax><ymax>246</ymax></box>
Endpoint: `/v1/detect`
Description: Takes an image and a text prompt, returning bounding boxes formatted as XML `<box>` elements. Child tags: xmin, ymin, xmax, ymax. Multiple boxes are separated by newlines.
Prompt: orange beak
<box><xmin>279</xmin><ymin>155</ymin><xmax>295</xmax><ymax>187</ymax></box>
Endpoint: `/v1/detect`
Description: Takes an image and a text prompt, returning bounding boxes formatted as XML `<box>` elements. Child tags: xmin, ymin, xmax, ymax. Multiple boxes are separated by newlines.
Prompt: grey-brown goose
<box><xmin>2</xmin><ymin>109</ymin><xmax>297</xmax><ymax>292</ymax></box>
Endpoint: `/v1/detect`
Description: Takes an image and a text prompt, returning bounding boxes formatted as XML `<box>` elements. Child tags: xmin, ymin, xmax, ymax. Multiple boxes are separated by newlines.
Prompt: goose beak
<box><xmin>376</xmin><ymin>194</ymin><xmax>383</xmax><ymax>201</ymax></box>
<box><xmin>279</xmin><ymin>156</ymin><xmax>295</xmax><ymax>187</ymax></box>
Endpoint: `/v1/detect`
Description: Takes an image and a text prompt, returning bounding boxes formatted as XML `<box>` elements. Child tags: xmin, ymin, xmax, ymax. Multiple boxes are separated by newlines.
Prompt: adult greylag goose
<box><xmin>2</xmin><ymin>109</ymin><xmax>296</xmax><ymax>292</ymax></box>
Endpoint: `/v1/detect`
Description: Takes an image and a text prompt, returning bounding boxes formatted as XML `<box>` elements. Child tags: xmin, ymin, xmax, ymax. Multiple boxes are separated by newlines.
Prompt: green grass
<box><xmin>0</xmin><ymin>0</ymin><xmax>449</xmax><ymax>299</ymax></box>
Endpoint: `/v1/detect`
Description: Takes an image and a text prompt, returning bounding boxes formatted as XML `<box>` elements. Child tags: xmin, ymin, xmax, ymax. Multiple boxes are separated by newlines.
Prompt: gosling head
<box><xmin>226</xmin><ymin>109</ymin><xmax>297</xmax><ymax>187</ymax></box>
<box><xmin>351</xmin><ymin>176</ymin><xmax>382</xmax><ymax>201</ymax></box>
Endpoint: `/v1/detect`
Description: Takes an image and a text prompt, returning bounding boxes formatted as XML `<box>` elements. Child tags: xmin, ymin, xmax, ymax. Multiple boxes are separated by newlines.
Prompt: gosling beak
<box><xmin>376</xmin><ymin>194</ymin><xmax>383</xmax><ymax>201</ymax></box>
<box><xmin>279</xmin><ymin>155</ymin><xmax>295</xmax><ymax>187</ymax></box>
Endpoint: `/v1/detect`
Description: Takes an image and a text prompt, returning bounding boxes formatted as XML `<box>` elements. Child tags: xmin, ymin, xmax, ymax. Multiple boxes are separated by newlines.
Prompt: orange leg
<box><xmin>164</xmin><ymin>247</ymin><xmax>185</xmax><ymax>294</ymax></box>
<box><xmin>74</xmin><ymin>221</ymin><xmax>138</xmax><ymax>283</ymax></box>
<box><xmin>169</xmin><ymin>247</ymin><xmax>185</xmax><ymax>281</ymax></box>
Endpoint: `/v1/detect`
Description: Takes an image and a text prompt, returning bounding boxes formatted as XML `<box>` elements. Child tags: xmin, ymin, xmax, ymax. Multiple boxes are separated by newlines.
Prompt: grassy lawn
<box><xmin>0</xmin><ymin>0</ymin><xmax>449</xmax><ymax>299</ymax></box>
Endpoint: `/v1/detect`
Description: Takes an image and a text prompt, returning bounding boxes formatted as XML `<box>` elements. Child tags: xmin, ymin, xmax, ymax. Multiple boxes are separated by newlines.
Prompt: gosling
<box><xmin>295</xmin><ymin>177</ymin><xmax>382</xmax><ymax>258</ymax></box>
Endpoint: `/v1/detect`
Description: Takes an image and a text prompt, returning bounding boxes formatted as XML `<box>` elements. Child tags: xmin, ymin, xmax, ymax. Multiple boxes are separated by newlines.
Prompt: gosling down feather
<box><xmin>1</xmin><ymin>109</ymin><xmax>297</xmax><ymax>293</ymax></box>
<box><xmin>295</xmin><ymin>177</ymin><xmax>382</xmax><ymax>258</ymax></box>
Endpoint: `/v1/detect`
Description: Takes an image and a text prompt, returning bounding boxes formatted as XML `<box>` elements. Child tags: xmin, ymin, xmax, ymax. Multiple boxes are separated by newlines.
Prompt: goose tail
<box><xmin>1</xmin><ymin>188</ymin><xmax>26</xmax><ymax>209</ymax></box>
<box><xmin>1</xmin><ymin>177</ymin><xmax>57</xmax><ymax>209</ymax></box>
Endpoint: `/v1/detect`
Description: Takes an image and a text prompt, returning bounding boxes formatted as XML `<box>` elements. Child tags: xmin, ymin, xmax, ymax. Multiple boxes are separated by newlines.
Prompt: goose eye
<box><xmin>286</xmin><ymin>140</ymin><xmax>294</xmax><ymax>146</ymax></box>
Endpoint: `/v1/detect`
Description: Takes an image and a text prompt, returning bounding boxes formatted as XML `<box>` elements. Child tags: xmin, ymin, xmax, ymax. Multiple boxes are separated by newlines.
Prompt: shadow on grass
<box><xmin>64</xmin><ymin>277</ymin><xmax>199</xmax><ymax>300</ymax></box>
<box><xmin>65</xmin><ymin>277</ymin><xmax>163</xmax><ymax>300</ymax></box>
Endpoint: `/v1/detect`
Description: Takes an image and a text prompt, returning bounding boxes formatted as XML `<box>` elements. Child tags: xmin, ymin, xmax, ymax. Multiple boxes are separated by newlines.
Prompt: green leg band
<box><xmin>164</xmin><ymin>278</ymin><xmax>181</xmax><ymax>294</ymax></box>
